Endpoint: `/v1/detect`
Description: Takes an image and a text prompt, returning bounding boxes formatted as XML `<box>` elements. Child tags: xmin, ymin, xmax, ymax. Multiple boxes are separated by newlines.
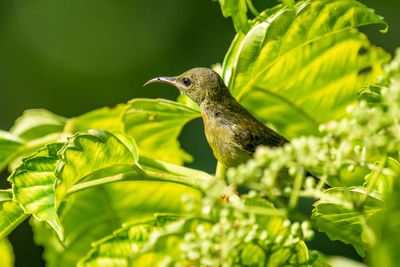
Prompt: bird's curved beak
<box><xmin>143</xmin><ymin>76</ymin><xmax>177</xmax><ymax>86</ymax></box>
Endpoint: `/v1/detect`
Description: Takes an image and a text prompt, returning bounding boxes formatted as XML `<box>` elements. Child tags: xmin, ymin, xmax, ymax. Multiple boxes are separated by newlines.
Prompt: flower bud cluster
<box><xmin>227</xmin><ymin>75</ymin><xmax>400</xmax><ymax>201</ymax></box>
<box><xmin>179</xmin><ymin>194</ymin><xmax>314</xmax><ymax>266</ymax></box>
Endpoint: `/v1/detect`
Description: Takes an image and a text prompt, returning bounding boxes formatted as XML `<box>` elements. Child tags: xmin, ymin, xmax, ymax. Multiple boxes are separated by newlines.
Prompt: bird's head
<box><xmin>144</xmin><ymin>67</ymin><xmax>228</xmax><ymax>105</ymax></box>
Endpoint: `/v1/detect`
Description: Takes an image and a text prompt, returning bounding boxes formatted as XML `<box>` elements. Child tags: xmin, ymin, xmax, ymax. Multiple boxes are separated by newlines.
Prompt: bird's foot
<box><xmin>221</xmin><ymin>184</ymin><xmax>239</xmax><ymax>202</ymax></box>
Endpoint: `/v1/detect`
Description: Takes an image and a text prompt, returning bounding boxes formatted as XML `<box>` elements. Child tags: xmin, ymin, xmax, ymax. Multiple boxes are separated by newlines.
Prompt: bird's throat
<box><xmin>200</xmin><ymin>109</ymin><xmax>210</xmax><ymax>129</ymax></box>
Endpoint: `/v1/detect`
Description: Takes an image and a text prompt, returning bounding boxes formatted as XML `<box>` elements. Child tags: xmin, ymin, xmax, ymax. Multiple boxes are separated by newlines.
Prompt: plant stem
<box><xmin>67</xmin><ymin>173</ymin><xmax>128</xmax><ymax>194</ymax></box>
<box><xmin>67</xmin><ymin>168</ymin><xmax>206</xmax><ymax>195</ymax></box>
<box><xmin>141</xmin><ymin>168</ymin><xmax>205</xmax><ymax>189</ymax></box>
<box><xmin>138</xmin><ymin>156</ymin><xmax>214</xmax><ymax>181</ymax></box>
<box><xmin>216</xmin><ymin>161</ymin><xmax>227</xmax><ymax>181</ymax></box>
<box><xmin>289</xmin><ymin>167</ymin><xmax>305</xmax><ymax>209</ymax></box>
<box><xmin>67</xmin><ymin>159</ymin><xmax>218</xmax><ymax>196</ymax></box>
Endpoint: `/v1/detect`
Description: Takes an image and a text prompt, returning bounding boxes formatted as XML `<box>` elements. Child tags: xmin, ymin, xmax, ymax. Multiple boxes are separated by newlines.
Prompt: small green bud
<box><xmin>305</xmin><ymin>177</ymin><xmax>314</xmax><ymax>189</ymax></box>
<box><xmin>187</xmin><ymin>250</ymin><xmax>200</xmax><ymax>260</ymax></box>
<box><xmin>291</xmin><ymin>222</ymin><xmax>300</xmax><ymax>235</ymax></box>
<box><xmin>348</xmin><ymin>164</ymin><xmax>355</xmax><ymax>172</ymax></box>
<box><xmin>283</xmin><ymin>186</ymin><xmax>292</xmax><ymax>194</ymax></box>
<box><xmin>346</xmin><ymin>105</ymin><xmax>354</xmax><ymax>114</ymax></box>
<box><xmin>283</xmin><ymin>220</ymin><xmax>291</xmax><ymax>228</ymax></box>
<box><xmin>259</xmin><ymin>231</ymin><xmax>268</xmax><ymax>240</ymax></box>
<box><xmin>275</xmin><ymin>235</ymin><xmax>284</xmax><ymax>244</ymax></box>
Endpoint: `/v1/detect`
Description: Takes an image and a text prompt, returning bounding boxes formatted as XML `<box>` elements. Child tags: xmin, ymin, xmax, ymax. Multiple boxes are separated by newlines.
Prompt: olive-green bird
<box><xmin>144</xmin><ymin>67</ymin><xmax>288</xmax><ymax>168</ymax></box>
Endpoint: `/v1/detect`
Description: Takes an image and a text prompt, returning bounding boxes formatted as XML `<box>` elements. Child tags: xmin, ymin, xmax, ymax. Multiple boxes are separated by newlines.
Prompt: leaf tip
<box><xmin>49</xmin><ymin>218</ymin><xmax>65</xmax><ymax>242</ymax></box>
<box><xmin>379</xmin><ymin>22</ymin><xmax>389</xmax><ymax>34</ymax></box>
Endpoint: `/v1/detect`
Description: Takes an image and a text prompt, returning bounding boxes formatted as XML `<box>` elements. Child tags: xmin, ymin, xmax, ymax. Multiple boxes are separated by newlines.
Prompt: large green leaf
<box><xmin>14</xmin><ymin>127</ymin><xmax>212</xmax><ymax>266</ymax></box>
<box><xmin>7</xmin><ymin>128</ymin><xmax>211</xmax><ymax>245</ymax></box>
<box><xmin>33</xmin><ymin>181</ymin><xmax>202</xmax><ymax>267</ymax></box>
<box><xmin>65</xmin><ymin>104</ymin><xmax>126</xmax><ymax>133</ymax></box>
<box><xmin>8</xmin><ymin>143</ymin><xmax>64</xmax><ymax>239</ymax></box>
<box><xmin>129</xmin><ymin>217</ymin><xmax>207</xmax><ymax>266</ymax></box>
<box><xmin>4</xmin><ymin>99</ymin><xmax>199</xmax><ymax>172</ymax></box>
<box><xmin>222</xmin><ymin>0</ymin><xmax>390</xmax><ymax>138</ymax></box>
<box><xmin>5</xmin><ymin>110</ymin><xmax>67</xmax><ymax>172</ymax></box>
<box><xmin>24</xmin><ymin>129</ymin><xmax>209</xmax><ymax>244</ymax></box>
<box><xmin>7</xmin><ymin>130</ymin><xmax>141</xmax><ymax>241</ymax></box>
<box><xmin>0</xmin><ymin>190</ymin><xmax>28</xmax><ymax>239</ymax></box>
<box><xmin>30</xmin><ymin>99</ymin><xmax>199</xmax><ymax>166</ymax></box>
<box><xmin>0</xmin><ymin>238</ymin><xmax>14</xmax><ymax>267</ymax></box>
<box><xmin>123</xmin><ymin>99</ymin><xmax>199</xmax><ymax>165</ymax></box>
<box><xmin>77</xmin><ymin>215</ymin><xmax>178</xmax><ymax>267</ymax></box>
<box><xmin>55</xmin><ymin>129</ymin><xmax>138</xmax><ymax>208</ymax></box>
<box><xmin>78</xmin><ymin>218</ymin><xmax>193</xmax><ymax>266</ymax></box>
<box><xmin>0</xmin><ymin>131</ymin><xmax>25</xmax><ymax>172</ymax></box>
<box><xmin>10</xmin><ymin>109</ymin><xmax>67</xmax><ymax>141</ymax></box>
<box><xmin>312</xmin><ymin>187</ymin><xmax>382</xmax><ymax>256</ymax></box>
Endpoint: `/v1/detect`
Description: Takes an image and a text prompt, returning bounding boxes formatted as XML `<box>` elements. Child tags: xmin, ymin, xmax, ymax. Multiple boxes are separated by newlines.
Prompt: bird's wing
<box><xmin>230</xmin><ymin>121</ymin><xmax>288</xmax><ymax>154</ymax></box>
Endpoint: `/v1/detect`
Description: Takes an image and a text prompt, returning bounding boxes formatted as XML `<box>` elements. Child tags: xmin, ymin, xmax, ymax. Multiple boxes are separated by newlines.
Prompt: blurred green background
<box><xmin>0</xmin><ymin>0</ymin><xmax>398</xmax><ymax>266</ymax></box>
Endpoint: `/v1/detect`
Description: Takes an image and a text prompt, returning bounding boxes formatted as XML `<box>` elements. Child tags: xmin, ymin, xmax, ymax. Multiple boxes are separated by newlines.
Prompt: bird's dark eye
<box><xmin>183</xmin><ymin>78</ymin><xmax>192</xmax><ymax>87</ymax></box>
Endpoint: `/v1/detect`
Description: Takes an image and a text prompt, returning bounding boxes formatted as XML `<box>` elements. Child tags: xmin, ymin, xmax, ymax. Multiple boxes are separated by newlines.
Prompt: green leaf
<box><xmin>305</xmin><ymin>251</ymin><xmax>331</xmax><ymax>267</ymax></box>
<box><xmin>214</xmin><ymin>0</ymin><xmax>250</xmax><ymax>33</ymax></box>
<box><xmin>33</xmin><ymin>181</ymin><xmax>202</xmax><ymax>267</ymax></box>
<box><xmin>369</xmin><ymin>158</ymin><xmax>400</xmax><ymax>267</ymax></box>
<box><xmin>8</xmin><ymin>143</ymin><xmax>64</xmax><ymax>239</ymax></box>
<box><xmin>220</xmin><ymin>4</ymin><xmax>283</xmax><ymax>84</ymax></box>
<box><xmin>3</xmin><ymin>109</ymin><xmax>68</xmax><ymax>173</ymax></box>
<box><xmin>312</xmin><ymin>187</ymin><xmax>383</xmax><ymax>256</ymax></box>
<box><xmin>364</xmin><ymin>157</ymin><xmax>400</xmax><ymax>196</ymax></box>
<box><xmin>240</xmin><ymin>243</ymin><xmax>266</xmax><ymax>267</ymax></box>
<box><xmin>7</xmin><ymin>132</ymin><xmax>154</xmax><ymax>241</ymax></box>
<box><xmin>0</xmin><ymin>238</ymin><xmax>14</xmax><ymax>267</ymax></box>
<box><xmin>123</xmin><ymin>99</ymin><xmax>199</xmax><ymax>165</ymax></box>
<box><xmin>328</xmin><ymin>256</ymin><xmax>366</xmax><ymax>267</ymax></box>
<box><xmin>0</xmin><ymin>131</ymin><xmax>24</xmax><ymax>173</ymax></box>
<box><xmin>77</xmin><ymin>215</ymin><xmax>178</xmax><ymax>267</ymax></box>
<box><xmin>46</xmin><ymin>129</ymin><xmax>209</xmax><ymax>246</ymax></box>
<box><xmin>223</xmin><ymin>0</ymin><xmax>390</xmax><ymax>139</ymax></box>
<box><xmin>65</xmin><ymin>104</ymin><xmax>126</xmax><ymax>133</ymax></box>
<box><xmin>8</xmin><ymin>129</ymin><xmax>139</xmax><ymax>240</ymax></box>
<box><xmin>0</xmin><ymin>190</ymin><xmax>28</xmax><ymax>239</ymax></box>
<box><xmin>10</xmin><ymin>109</ymin><xmax>67</xmax><ymax>141</ymax></box>
<box><xmin>129</xmin><ymin>216</ymin><xmax>204</xmax><ymax>266</ymax></box>
<box><xmin>55</xmin><ymin>129</ymin><xmax>138</xmax><ymax>209</ymax></box>
<box><xmin>176</xmin><ymin>93</ymin><xmax>199</xmax><ymax>111</ymax></box>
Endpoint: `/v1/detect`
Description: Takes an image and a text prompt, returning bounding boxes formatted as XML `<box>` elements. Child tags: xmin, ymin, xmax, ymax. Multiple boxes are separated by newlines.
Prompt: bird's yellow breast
<box><xmin>201</xmin><ymin>110</ymin><xmax>251</xmax><ymax>167</ymax></box>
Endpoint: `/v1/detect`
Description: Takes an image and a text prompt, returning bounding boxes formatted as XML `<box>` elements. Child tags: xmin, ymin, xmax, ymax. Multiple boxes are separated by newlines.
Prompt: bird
<box><xmin>144</xmin><ymin>67</ymin><xmax>288</xmax><ymax>168</ymax></box>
